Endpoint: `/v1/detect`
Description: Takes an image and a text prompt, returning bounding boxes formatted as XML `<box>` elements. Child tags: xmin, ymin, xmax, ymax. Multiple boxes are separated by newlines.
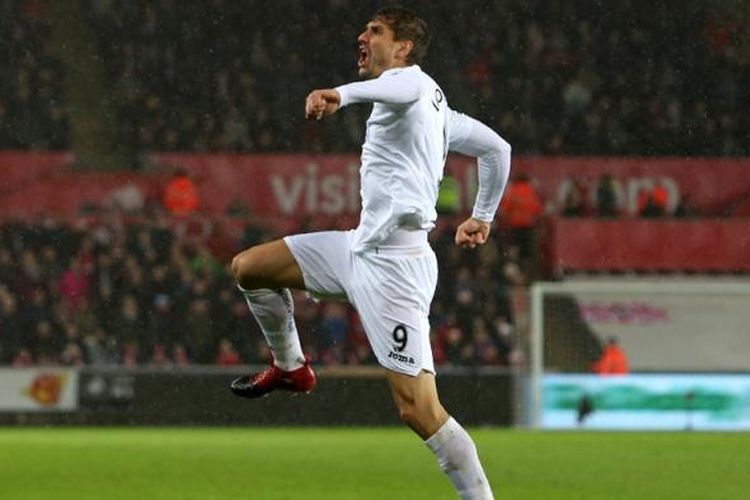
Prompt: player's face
<box><xmin>357</xmin><ymin>19</ymin><xmax>401</xmax><ymax>79</ymax></box>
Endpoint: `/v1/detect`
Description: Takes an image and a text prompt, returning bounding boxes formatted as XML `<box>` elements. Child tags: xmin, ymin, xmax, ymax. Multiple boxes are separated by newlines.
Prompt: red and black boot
<box><xmin>230</xmin><ymin>358</ymin><xmax>316</xmax><ymax>399</ymax></box>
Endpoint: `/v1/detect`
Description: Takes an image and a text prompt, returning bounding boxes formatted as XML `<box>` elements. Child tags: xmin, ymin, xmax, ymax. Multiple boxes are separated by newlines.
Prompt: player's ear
<box><xmin>396</xmin><ymin>40</ymin><xmax>414</xmax><ymax>62</ymax></box>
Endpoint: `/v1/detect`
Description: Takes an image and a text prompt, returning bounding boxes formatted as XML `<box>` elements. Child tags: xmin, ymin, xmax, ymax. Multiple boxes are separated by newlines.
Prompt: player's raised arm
<box><xmin>335</xmin><ymin>69</ymin><xmax>421</xmax><ymax>107</ymax></box>
<box><xmin>307</xmin><ymin>70</ymin><xmax>421</xmax><ymax>120</ymax></box>
<box><xmin>448</xmin><ymin>108</ymin><xmax>512</xmax><ymax>248</ymax></box>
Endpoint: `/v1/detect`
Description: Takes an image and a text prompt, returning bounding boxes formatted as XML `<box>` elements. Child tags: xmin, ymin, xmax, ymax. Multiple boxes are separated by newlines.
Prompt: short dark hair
<box><xmin>373</xmin><ymin>7</ymin><xmax>430</xmax><ymax>65</ymax></box>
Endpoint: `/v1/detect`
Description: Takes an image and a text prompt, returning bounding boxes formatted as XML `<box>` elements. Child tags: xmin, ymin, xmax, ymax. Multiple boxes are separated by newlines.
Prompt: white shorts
<box><xmin>283</xmin><ymin>230</ymin><xmax>438</xmax><ymax>376</ymax></box>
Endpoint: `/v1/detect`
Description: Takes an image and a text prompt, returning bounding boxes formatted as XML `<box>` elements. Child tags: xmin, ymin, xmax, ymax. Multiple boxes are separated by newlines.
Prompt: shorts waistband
<box><xmin>373</xmin><ymin>229</ymin><xmax>431</xmax><ymax>256</ymax></box>
<box><xmin>381</xmin><ymin>228</ymin><xmax>428</xmax><ymax>246</ymax></box>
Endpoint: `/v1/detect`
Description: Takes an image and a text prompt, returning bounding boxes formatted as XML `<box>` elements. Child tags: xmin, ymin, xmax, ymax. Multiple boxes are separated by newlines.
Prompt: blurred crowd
<box><xmin>0</xmin><ymin>0</ymin><xmax>68</xmax><ymax>149</ymax></box>
<box><xmin>1</xmin><ymin>0</ymin><xmax>747</xmax><ymax>155</ymax></box>
<box><xmin>0</xmin><ymin>211</ymin><xmax>525</xmax><ymax>368</ymax></box>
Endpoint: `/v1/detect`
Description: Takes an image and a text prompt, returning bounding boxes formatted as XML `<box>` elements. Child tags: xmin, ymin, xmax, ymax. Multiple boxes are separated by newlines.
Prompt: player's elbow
<box><xmin>494</xmin><ymin>136</ymin><xmax>511</xmax><ymax>157</ymax></box>
<box><xmin>481</xmin><ymin>136</ymin><xmax>511</xmax><ymax>166</ymax></box>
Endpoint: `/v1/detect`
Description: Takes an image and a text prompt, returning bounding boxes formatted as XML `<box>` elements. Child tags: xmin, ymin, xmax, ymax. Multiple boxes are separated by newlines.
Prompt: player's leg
<box><xmin>229</xmin><ymin>239</ymin><xmax>311</xmax><ymax>397</ymax></box>
<box><xmin>230</xmin><ymin>233</ymin><xmax>350</xmax><ymax>398</ymax></box>
<box><xmin>386</xmin><ymin>371</ymin><xmax>494</xmax><ymax>500</ymax></box>
<box><xmin>350</xmin><ymin>245</ymin><xmax>494</xmax><ymax>499</ymax></box>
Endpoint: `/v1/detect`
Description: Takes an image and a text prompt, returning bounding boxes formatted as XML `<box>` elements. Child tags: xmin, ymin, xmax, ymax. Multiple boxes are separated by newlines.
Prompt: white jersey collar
<box><xmin>380</xmin><ymin>64</ymin><xmax>420</xmax><ymax>76</ymax></box>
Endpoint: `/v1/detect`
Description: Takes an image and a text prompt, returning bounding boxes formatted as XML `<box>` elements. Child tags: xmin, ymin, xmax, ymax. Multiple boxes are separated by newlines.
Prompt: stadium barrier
<box><xmin>0</xmin><ymin>366</ymin><xmax>513</xmax><ymax>427</ymax></box>
<box><xmin>541</xmin><ymin>217</ymin><xmax>750</xmax><ymax>274</ymax></box>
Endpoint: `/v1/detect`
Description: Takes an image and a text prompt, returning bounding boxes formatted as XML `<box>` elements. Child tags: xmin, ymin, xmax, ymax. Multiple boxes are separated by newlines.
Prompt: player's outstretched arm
<box><xmin>305</xmin><ymin>89</ymin><xmax>341</xmax><ymax>120</ymax></box>
<box><xmin>335</xmin><ymin>70</ymin><xmax>421</xmax><ymax>106</ymax></box>
<box><xmin>455</xmin><ymin>217</ymin><xmax>491</xmax><ymax>249</ymax></box>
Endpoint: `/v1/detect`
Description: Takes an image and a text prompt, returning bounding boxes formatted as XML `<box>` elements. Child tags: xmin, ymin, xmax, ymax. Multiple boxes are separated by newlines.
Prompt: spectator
<box><xmin>82</xmin><ymin>327</ymin><xmax>119</xmax><ymax>365</ymax></box>
<box><xmin>162</xmin><ymin>169</ymin><xmax>199</xmax><ymax>217</ymax></box>
<box><xmin>452</xmin><ymin>266</ymin><xmax>477</xmax><ymax>331</ymax></box>
<box><xmin>172</xmin><ymin>343</ymin><xmax>191</xmax><ymax>366</ymax></box>
<box><xmin>58</xmin><ymin>257</ymin><xmax>91</xmax><ymax>313</ymax></box>
<box><xmin>11</xmin><ymin>347</ymin><xmax>34</xmax><ymax>367</ymax></box>
<box><xmin>439</xmin><ymin>322</ymin><xmax>467</xmax><ymax>366</ymax></box>
<box><xmin>110</xmin><ymin>294</ymin><xmax>145</xmax><ymax>358</ymax></box>
<box><xmin>594</xmin><ymin>174</ymin><xmax>623</xmax><ymax>217</ymax></box>
<box><xmin>318</xmin><ymin>302</ymin><xmax>350</xmax><ymax>364</ymax></box>
<box><xmin>638</xmin><ymin>182</ymin><xmax>670</xmax><ymax>217</ymax></box>
<box><xmin>500</xmin><ymin>174</ymin><xmax>544</xmax><ymax>258</ymax></box>
<box><xmin>492</xmin><ymin>316</ymin><xmax>515</xmax><ymax>365</ymax></box>
<box><xmin>216</xmin><ymin>338</ymin><xmax>242</xmax><ymax>366</ymax></box>
<box><xmin>183</xmin><ymin>297</ymin><xmax>214</xmax><ymax>363</ymax></box>
<box><xmin>436</xmin><ymin>168</ymin><xmax>462</xmax><ymax>215</ymax></box>
<box><xmin>559</xmin><ymin>177</ymin><xmax>590</xmax><ymax>217</ymax></box>
<box><xmin>121</xmin><ymin>340</ymin><xmax>140</xmax><ymax>367</ymax></box>
<box><xmin>150</xmin><ymin>344</ymin><xmax>172</xmax><ymax>367</ymax></box>
<box><xmin>60</xmin><ymin>343</ymin><xmax>85</xmax><ymax>366</ymax></box>
<box><xmin>13</xmin><ymin>250</ymin><xmax>45</xmax><ymax>300</ymax></box>
<box><xmin>30</xmin><ymin>320</ymin><xmax>61</xmax><ymax>365</ymax></box>
<box><xmin>593</xmin><ymin>337</ymin><xmax>629</xmax><ymax>375</ymax></box>
<box><xmin>471</xmin><ymin>319</ymin><xmax>502</xmax><ymax>365</ymax></box>
<box><xmin>0</xmin><ymin>289</ymin><xmax>23</xmax><ymax>363</ymax></box>
<box><xmin>147</xmin><ymin>293</ymin><xmax>180</xmax><ymax>351</ymax></box>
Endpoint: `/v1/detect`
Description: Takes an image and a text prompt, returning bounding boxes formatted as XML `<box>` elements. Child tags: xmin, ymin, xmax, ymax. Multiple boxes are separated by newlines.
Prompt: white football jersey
<box><xmin>336</xmin><ymin>65</ymin><xmax>511</xmax><ymax>253</ymax></box>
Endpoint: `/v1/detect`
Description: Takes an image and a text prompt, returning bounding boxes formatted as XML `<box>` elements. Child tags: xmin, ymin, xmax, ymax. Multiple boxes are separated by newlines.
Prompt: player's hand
<box><xmin>305</xmin><ymin>89</ymin><xmax>341</xmax><ymax>120</ymax></box>
<box><xmin>454</xmin><ymin>217</ymin><xmax>491</xmax><ymax>249</ymax></box>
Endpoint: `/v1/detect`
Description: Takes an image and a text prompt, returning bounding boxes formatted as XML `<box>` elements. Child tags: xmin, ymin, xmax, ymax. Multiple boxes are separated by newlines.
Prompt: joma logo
<box><xmin>388</xmin><ymin>351</ymin><xmax>415</xmax><ymax>364</ymax></box>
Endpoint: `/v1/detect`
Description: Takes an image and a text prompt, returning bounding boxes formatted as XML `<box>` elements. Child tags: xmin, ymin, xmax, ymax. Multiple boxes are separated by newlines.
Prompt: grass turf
<box><xmin>0</xmin><ymin>428</ymin><xmax>748</xmax><ymax>499</ymax></box>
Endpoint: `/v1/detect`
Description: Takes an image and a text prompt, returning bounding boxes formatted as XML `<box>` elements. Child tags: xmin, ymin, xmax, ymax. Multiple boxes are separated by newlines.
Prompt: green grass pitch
<box><xmin>1</xmin><ymin>427</ymin><xmax>748</xmax><ymax>499</ymax></box>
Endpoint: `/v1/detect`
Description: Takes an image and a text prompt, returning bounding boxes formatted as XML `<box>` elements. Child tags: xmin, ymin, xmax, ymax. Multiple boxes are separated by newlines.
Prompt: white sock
<box><xmin>240</xmin><ymin>287</ymin><xmax>304</xmax><ymax>371</ymax></box>
<box><xmin>425</xmin><ymin>417</ymin><xmax>494</xmax><ymax>500</ymax></box>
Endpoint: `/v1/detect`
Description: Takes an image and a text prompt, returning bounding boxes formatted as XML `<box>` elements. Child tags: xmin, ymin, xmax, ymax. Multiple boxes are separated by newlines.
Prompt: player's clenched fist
<box><xmin>454</xmin><ymin>217</ymin><xmax>491</xmax><ymax>248</ymax></box>
<box><xmin>305</xmin><ymin>89</ymin><xmax>341</xmax><ymax>120</ymax></box>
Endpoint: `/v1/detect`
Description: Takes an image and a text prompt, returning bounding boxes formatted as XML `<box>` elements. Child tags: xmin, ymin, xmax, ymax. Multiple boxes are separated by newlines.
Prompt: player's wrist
<box><xmin>334</xmin><ymin>86</ymin><xmax>349</xmax><ymax>108</ymax></box>
<box><xmin>470</xmin><ymin>214</ymin><xmax>492</xmax><ymax>225</ymax></box>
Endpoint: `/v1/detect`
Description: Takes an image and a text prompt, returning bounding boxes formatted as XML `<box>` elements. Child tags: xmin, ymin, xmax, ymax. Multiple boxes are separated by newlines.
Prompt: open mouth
<box><xmin>358</xmin><ymin>46</ymin><xmax>368</xmax><ymax>68</ymax></box>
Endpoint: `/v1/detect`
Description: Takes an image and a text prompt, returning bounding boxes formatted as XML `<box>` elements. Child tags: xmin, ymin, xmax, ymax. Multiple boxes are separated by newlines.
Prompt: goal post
<box><xmin>528</xmin><ymin>280</ymin><xmax>750</xmax><ymax>429</ymax></box>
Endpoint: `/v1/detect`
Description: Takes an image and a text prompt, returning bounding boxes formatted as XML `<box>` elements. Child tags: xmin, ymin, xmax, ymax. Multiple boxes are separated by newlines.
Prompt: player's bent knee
<box><xmin>231</xmin><ymin>248</ymin><xmax>262</xmax><ymax>289</ymax></box>
<box><xmin>230</xmin><ymin>253</ymin><xmax>242</xmax><ymax>281</ymax></box>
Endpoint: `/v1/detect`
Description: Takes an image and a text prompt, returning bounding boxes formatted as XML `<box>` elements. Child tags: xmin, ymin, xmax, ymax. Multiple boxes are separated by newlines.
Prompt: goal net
<box><xmin>526</xmin><ymin>280</ymin><xmax>750</xmax><ymax>430</ymax></box>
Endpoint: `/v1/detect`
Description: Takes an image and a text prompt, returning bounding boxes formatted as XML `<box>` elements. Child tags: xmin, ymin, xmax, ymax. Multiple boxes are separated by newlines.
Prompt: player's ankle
<box><xmin>273</xmin><ymin>356</ymin><xmax>306</xmax><ymax>372</ymax></box>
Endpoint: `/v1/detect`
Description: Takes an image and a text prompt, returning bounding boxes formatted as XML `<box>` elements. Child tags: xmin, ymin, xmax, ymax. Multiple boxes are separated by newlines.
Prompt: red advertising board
<box><xmin>542</xmin><ymin>218</ymin><xmax>750</xmax><ymax>273</ymax></box>
<box><xmin>1</xmin><ymin>152</ymin><xmax>749</xmax><ymax>221</ymax></box>
<box><xmin>152</xmin><ymin>153</ymin><xmax>750</xmax><ymax>218</ymax></box>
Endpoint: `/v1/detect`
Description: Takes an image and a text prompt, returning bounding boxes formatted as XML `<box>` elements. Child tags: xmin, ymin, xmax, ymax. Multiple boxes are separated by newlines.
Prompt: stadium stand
<box><xmin>0</xmin><ymin>0</ymin><xmax>68</xmax><ymax>149</ymax></box>
<box><xmin>0</xmin><ymin>209</ymin><xmax>522</xmax><ymax>367</ymax></box>
<box><xmin>1</xmin><ymin>0</ymin><xmax>747</xmax><ymax>155</ymax></box>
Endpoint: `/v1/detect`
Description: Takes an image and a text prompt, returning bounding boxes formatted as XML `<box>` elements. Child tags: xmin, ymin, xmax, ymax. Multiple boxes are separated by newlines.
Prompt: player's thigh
<box><xmin>282</xmin><ymin>231</ymin><xmax>351</xmax><ymax>298</ymax></box>
<box><xmin>350</xmin><ymin>251</ymin><xmax>437</xmax><ymax>376</ymax></box>
<box><xmin>231</xmin><ymin>239</ymin><xmax>305</xmax><ymax>290</ymax></box>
